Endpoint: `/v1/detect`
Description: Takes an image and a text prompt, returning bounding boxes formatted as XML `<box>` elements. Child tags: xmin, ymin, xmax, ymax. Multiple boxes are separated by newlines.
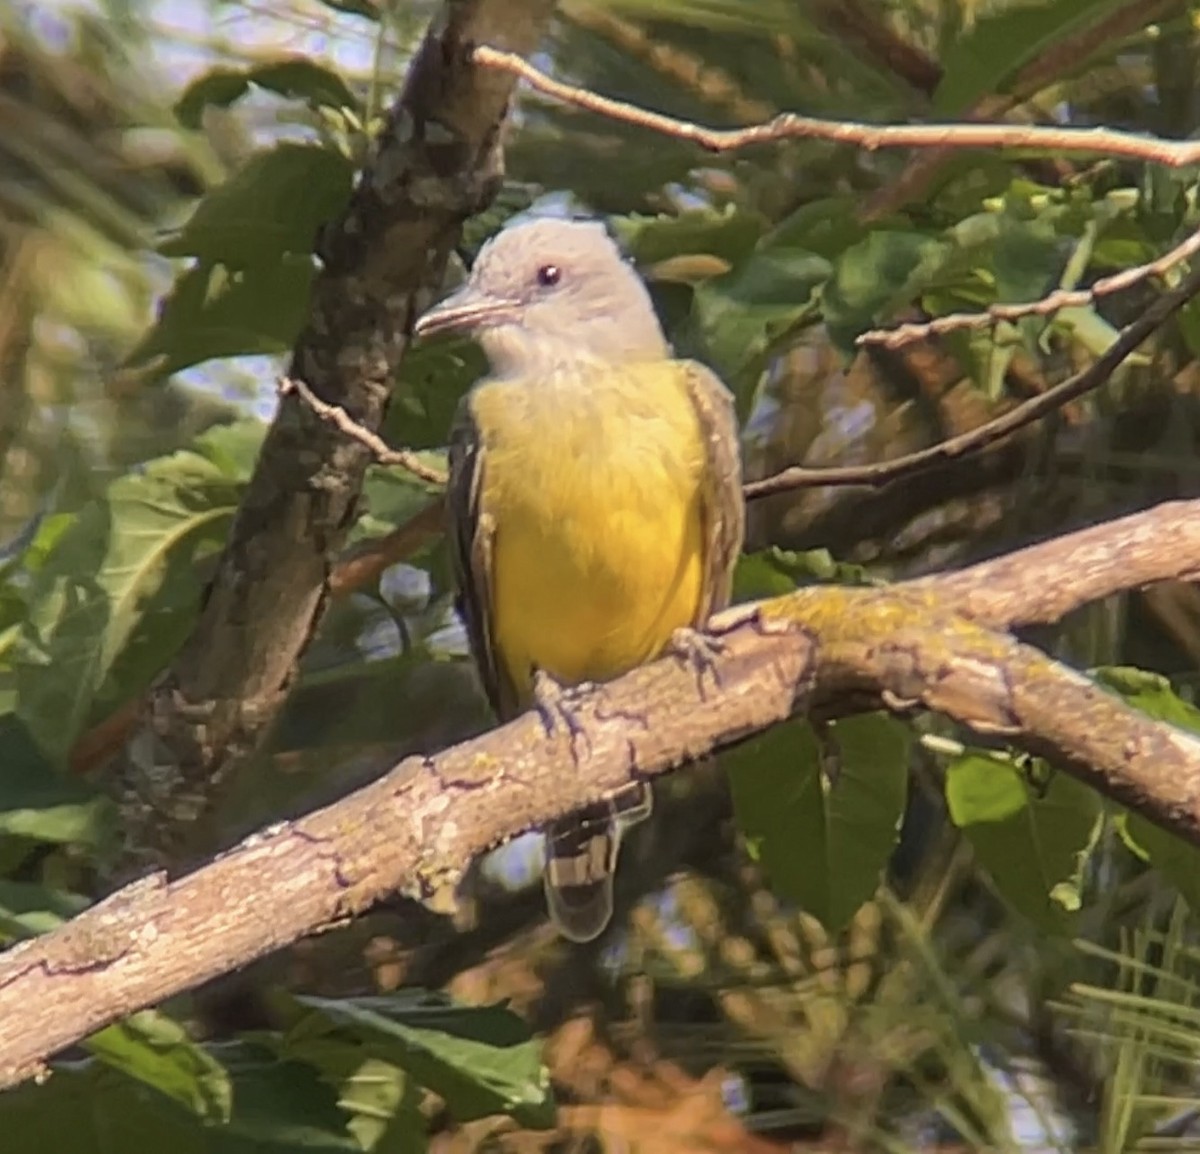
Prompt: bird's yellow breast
<box><xmin>470</xmin><ymin>361</ymin><xmax>707</xmax><ymax>703</ymax></box>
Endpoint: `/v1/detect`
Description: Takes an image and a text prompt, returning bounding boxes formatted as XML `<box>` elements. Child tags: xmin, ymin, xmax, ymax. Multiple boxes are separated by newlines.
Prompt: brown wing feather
<box><xmin>446</xmin><ymin>394</ymin><xmax>519</xmax><ymax>719</ymax></box>
<box><xmin>681</xmin><ymin>361</ymin><xmax>746</xmax><ymax>620</ymax></box>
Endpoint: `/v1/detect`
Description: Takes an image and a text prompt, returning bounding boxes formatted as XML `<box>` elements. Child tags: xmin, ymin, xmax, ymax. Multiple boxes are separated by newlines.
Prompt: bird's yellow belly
<box><xmin>470</xmin><ymin>362</ymin><xmax>710</xmax><ymax>706</ymax></box>
<box><xmin>492</xmin><ymin>488</ymin><xmax>704</xmax><ymax>701</ymax></box>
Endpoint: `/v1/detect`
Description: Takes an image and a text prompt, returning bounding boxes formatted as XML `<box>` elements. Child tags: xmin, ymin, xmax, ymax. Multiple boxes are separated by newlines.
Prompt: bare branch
<box><xmin>465</xmin><ymin>42</ymin><xmax>1200</xmax><ymax>504</ymax></box>
<box><xmin>271</xmin><ymin>253</ymin><xmax>1200</xmax><ymax>508</ymax></box>
<box><xmin>113</xmin><ymin>0</ymin><xmax>557</xmax><ymax>870</ymax></box>
<box><xmin>327</xmin><ymin>499</ymin><xmax>446</xmax><ymax>599</ymax></box>
<box><xmin>278</xmin><ymin>377</ymin><xmax>449</xmax><ymax>487</ymax></box>
<box><xmin>857</xmin><ymin>0</ymin><xmax>1177</xmax><ymax>221</ymax></box>
<box><xmin>7</xmin><ymin>500</ymin><xmax>1200</xmax><ymax>1088</ymax></box>
<box><xmin>858</xmin><ymin>227</ymin><xmax>1200</xmax><ymax>348</ymax></box>
<box><xmin>743</xmin><ymin>258</ymin><xmax>1200</xmax><ymax>500</ymax></box>
<box><xmin>71</xmin><ymin>258</ymin><xmax>1198</xmax><ymax>776</ymax></box>
<box><xmin>474</xmin><ymin>45</ymin><xmax>1200</xmax><ymax>168</ymax></box>
<box><xmin>911</xmin><ymin>500</ymin><xmax>1200</xmax><ymax>631</ymax></box>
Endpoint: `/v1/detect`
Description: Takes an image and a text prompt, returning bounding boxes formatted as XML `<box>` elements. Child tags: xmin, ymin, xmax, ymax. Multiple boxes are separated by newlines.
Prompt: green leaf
<box><xmin>16</xmin><ymin>431</ymin><xmax>251</xmax><ymax>762</ymax></box>
<box><xmin>934</xmin><ymin>0</ymin><xmax>1136</xmax><ymax>115</ymax></box>
<box><xmin>821</xmin><ymin>230</ymin><xmax>950</xmax><ymax>352</ymax></box>
<box><xmin>0</xmin><ymin>879</ymin><xmax>90</xmax><ymax>940</ymax></box>
<box><xmin>0</xmin><ymin>1063</ymin><xmax>211</xmax><ymax>1154</ymax></box>
<box><xmin>727</xmin><ymin>713</ymin><xmax>910</xmax><ymax>931</ymax></box>
<box><xmin>693</xmin><ymin>244</ymin><xmax>828</xmax><ymax>404</ymax></box>
<box><xmin>263</xmin><ymin>1034</ymin><xmax>427</xmax><ymax>1154</ymax></box>
<box><xmin>126</xmin><ymin>257</ymin><xmax>315</xmax><ymax>377</ymax></box>
<box><xmin>1093</xmin><ymin>667</ymin><xmax>1200</xmax><ymax>731</ymax></box>
<box><xmin>0</xmin><ymin>578</ymin><xmax>28</xmax><ymax>640</ymax></box>
<box><xmin>945</xmin><ymin>753</ymin><xmax>1099</xmax><ymax>933</ymax></box>
<box><xmin>992</xmin><ymin>212</ymin><xmax>1061</xmax><ymax>305</ymax></box>
<box><xmin>0</xmin><ymin>508</ymin><xmax>51</xmax><ymax>574</ymax></box>
<box><xmin>732</xmin><ymin>551</ymin><xmax>801</xmax><ymax>601</ymax></box>
<box><xmin>732</xmin><ymin>547</ymin><xmax>875</xmax><ymax>603</ymax></box>
<box><xmin>945</xmin><ymin>752</ymin><xmax>1029</xmax><ymax>825</ymax></box>
<box><xmin>214</xmin><ymin>1042</ymin><xmax>362</xmax><ymax>1151</ymax></box>
<box><xmin>612</xmin><ymin>206</ymin><xmax>766</xmax><ymax>269</ymax></box>
<box><xmin>353</xmin><ymin>465</ymin><xmax>446</xmax><ymax>544</ymax></box>
<box><xmin>317</xmin><ymin>0</ymin><xmax>379</xmax><ymax>16</ymax></box>
<box><xmin>0</xmin><ymin>1043</ymin><xmax>357</xmax><ymax>1152</ymax></box>
<box><xmin>1126</xmin><ymin>816</ymin><xmax>1200</xmax><ymax>914</ymax></box>
<box><xmin>1175</xmin><ymin>298</ymin><xmax>1200</xmax><ymax>358</ymax></box>
<box><xmin>506</xmin><ymin>124</ymin><xmax>695</xmax><ymax>214</ymax></box>
<box><xmin>386</xmin><ymin>337</ymin><xmax>486</xmax><ymax>451</ymax></box>
<box><xmin>191</xmin><ymin>418</ymin><xmax>269</xmax><ymax>478</ymax></box>
<box><xmin>87</xmin><ymin>1011</ymin><xmax>233</xmax><ymax>1124</ymax></box>
<box><xmin>765</xmin><ymin>197</ymin><xmax>865</xmax><ymax>260</ymax></box>
<box><xmin>0</xmin><ymin>715</ymin><xmax>113</xmax><ymax>846</ymax></box>
<box><xmin>342</xmin><ymin>1061</ymin><xmax>426</xmax><ymax>1154</ymax></box>
<box><xmin>1094</xmin><ymin>667</ymin><xmax>1200</xmax><ymax>911</ymax></box>
<box><xmin>175</xmin><ymin>60</ymin><xmax>360</xmax><ymax>129</ymax></box>
<box><xmin>951</xmin><ymin>323</ymin><xmax>1017</xmax><ymax>401</ymax></box>
<box><xmin>5</xmin><ymin>512</ymin><xmax>75</xmax><ymax>577</ymax></box>
<box><xmin>1047</xmin><ymin>305</ymin><xmax>1134</xmax><ymax>360</ymax></box>
<box><xmin>284</xmin><ymin>992</ymin><xmax>555</xmax><ymax>1129</ymax></box>
<box><xmin>158</xmin><ymin>143</ymin><xmax>354</xmax><ymax>268</ymax></box>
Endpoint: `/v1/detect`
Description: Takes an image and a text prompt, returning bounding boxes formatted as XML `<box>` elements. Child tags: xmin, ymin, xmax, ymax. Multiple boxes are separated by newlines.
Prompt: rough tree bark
<box><xmin>4</xmin><ymin>500</ymin><xmax>1200</xmax><ymax>1090</ymax></box>
<box><xmin>111</xmin><ymin>0</ymin><xmax>558</xmax><ymax>869</ymax></box>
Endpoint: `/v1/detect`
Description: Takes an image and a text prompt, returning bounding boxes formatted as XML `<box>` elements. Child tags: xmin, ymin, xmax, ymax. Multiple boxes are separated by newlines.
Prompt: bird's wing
<box><xmin>682</xmin><ymin>361</ymin><xmax>746</xmax><ymax>619</ymax></box>
<box><xmin>446</xmin><ymin>393</ymin><xmax>519</xmax><ymax>719</ymax></box>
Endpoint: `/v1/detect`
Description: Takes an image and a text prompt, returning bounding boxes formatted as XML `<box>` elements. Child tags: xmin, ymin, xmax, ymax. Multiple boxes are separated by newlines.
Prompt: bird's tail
<box><xmin>542</xmin><ymin>783</ymin><xmax>653</xmax><ymax>943</ymax></box>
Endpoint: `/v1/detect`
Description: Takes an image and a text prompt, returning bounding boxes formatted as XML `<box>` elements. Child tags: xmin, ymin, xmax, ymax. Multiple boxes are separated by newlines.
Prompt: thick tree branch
<box><xmin>113</xmin><ymin>0</ymin><xmax>557</xmax><ymax>868</ymax></box>
<box><xmin>5</xmin><ymin>500</ymin><xmax>1200</xmax><ymax>1089</ymax></box>
<box><xmin>913</xmin><ymin>500</ymin><xmax>1200</xmax><ymax>630</ymax></box>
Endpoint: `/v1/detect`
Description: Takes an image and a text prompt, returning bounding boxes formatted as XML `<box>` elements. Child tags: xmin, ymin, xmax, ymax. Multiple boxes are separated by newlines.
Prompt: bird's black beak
<box><xmin>414</xmin><ymin>285</ymin><xmax>521</xmax><ymax>338</ymax></box>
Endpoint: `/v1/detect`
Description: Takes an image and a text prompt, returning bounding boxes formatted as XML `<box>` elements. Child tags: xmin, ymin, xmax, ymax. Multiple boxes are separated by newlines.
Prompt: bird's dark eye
<box><xmin>536</xmin><ymin>264</ymin><xmax>562</xmax><ymax>288</ymax></box>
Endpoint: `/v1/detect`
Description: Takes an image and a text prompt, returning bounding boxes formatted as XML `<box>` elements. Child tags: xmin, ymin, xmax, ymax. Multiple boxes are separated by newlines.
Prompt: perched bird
<box><xmin>415</xmin><ymin>218</ymin><xmax>744</xmax><ymax>942</ymax></box>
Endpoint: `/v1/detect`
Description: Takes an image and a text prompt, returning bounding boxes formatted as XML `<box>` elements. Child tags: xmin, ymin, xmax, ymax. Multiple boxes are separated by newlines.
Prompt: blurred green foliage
<box><xmin>4</xmin><ymin>0</ymin><xmax>1200</xmax><ymax>1149</ymax></box>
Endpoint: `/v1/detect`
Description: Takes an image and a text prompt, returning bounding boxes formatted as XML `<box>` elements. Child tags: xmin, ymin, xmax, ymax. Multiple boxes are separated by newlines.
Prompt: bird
<box><xmin>414</xmin><ymin>217</ymin><xmax>744</xmax><ymax>942</ymax></box>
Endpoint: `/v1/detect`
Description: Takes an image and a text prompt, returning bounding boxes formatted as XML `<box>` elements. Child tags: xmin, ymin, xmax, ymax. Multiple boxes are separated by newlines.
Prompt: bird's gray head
<box><xmin>413</xmin><ymin>218</ymin><xmax>669</xmax><ymax>377</ymax></box>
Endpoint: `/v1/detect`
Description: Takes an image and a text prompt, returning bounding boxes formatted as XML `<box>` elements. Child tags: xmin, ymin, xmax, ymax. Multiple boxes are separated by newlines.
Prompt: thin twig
<box><xmin>281</xmin><ymin>255</ymin><xmax>1193</xmax><ymax>504</ymax></box>
<box><xmin>278</xmin><ymin>377</ymin><xmax>449</xmax><ymax>487</ymax></box>
<box><xmin>475</xmin><ymin>45</ymin><xmax>1200</xmax><ymax>168</ymax></box>
<box><xmin>284</xmin><ymin>48</ymin><xmax>1200</xmax><ymax>505</ymax></box>
<box><xmin>859</xmin><ymin>226</ymin><xmax>1200</xmax><ymax>348</ymax></box>
<box><xmin>327</xmin><ymin>499</ymin><xmax>446</xmax><ymax>598</ymax></box>
<box><xmin>744</xmin><ymin>258</ymin><xmax>1200</xmax><ymax>500</ymax></box>
<box><xmin>475</xmin><ymin>40</ymin><xmax>1200</xmax><ymax>498</ymax></box>
<box><xmin>857</xmin><ymin>0</ymin><xmax>1176</xmax><ymax>221</ymax></box>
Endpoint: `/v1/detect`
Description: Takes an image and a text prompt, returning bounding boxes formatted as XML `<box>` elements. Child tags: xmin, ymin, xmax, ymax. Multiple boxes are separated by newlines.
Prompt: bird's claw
<box><xmin>665</xmin><ymin>626</ymin><xmax>725</xmax><ymax>699</ymax></box>
<box><xmin>532</xmin><ymin>669</ymin><xmax>593</xmax><ymax>761</ymax></box>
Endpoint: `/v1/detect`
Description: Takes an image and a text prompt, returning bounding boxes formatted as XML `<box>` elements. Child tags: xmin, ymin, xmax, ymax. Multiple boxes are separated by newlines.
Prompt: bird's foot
<box><xmin>532</xmin><ymin>669</ymin><xmax>593</xmax><ymax>761</ymax></box>
<box><xmin>664</xmin><ymin>625</ymin><xmax>726</xmax><ymax>699</ymax></box>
